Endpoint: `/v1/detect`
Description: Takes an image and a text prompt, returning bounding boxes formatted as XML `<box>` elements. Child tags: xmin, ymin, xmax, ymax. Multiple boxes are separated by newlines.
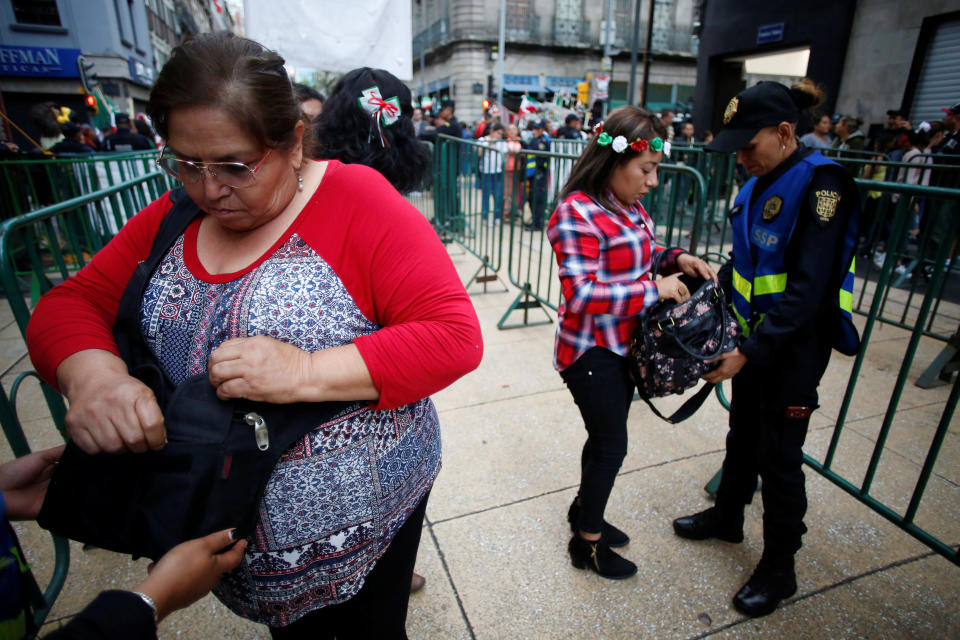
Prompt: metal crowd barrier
<box><xmin>429</xmin><ymin>135</ymin><xmax>960</xmax><ymax>567</ymax></box>
<box><xmin>0</xmin><ymin>175</ymin><xmax>173</xmax><ymax>634</ymax></box>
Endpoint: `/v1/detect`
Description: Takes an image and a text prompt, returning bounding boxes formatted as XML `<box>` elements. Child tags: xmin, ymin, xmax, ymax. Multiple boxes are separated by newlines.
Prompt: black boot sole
<box><xmin>672</xmin><ymin>520</ymin><xmax>744</xmax><ymax>543</ymax></box>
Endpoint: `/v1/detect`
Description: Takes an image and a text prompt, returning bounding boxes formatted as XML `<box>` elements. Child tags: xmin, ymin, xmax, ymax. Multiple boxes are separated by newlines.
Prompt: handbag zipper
<box><xmin>244</xmin><ymin>412</ymin><xmax>270</xmax><ymax>451</ymax></box>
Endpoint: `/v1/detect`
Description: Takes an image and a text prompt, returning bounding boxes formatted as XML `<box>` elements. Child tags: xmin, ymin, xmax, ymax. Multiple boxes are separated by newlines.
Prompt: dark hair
<box><xmin>146</xmin><ymin>33</ymin><xmax>307</xmax><ymax>154</ymax></box>
<box><xmin>313</xmin><ymin>67</ymin><xmax>428</xmax><ymax>194</ymax></box>
<box><xmin>293</xmin><ymin>83</ymin><xmax>324</xmax><ymax>104</ymax></box>
<box><xmin>134</xmin><ymin>119</ymin><xmax>154</xmax><ymax>138</ymax></box>
<box><xmin>489</xmin><ymin>123</ymin><xmax>505</xmax><ymax>134</ymax></box>
<box><xmin>562</xmin><ymin>106</ymin><xmax>667</xmax><ymax>214</ymax></box>
<box><xmin>841</xmin><ymin>115</ymin><xmax>864</xmax><ymax>132</ymax></box>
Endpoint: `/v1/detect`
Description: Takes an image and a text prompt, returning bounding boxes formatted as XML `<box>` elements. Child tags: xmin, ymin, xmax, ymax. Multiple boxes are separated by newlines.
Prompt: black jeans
<box><xmin>269</xmin><ymin>491</ymin><xmax>429</xmax><ymax>640</ymax></box>
<box><xmin>717</xmin><ymin>370</ymin><xmax>811</xmax><ymax>557</ymax></box>
<box><xmin>560</xmin><ymin>347</ymin><xmax>635</xmax><ymax>535</ymax></box>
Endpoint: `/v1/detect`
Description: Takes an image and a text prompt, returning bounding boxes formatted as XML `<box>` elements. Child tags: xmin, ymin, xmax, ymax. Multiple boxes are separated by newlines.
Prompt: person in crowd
<box><xmin>293</xmin><ymin>83</ymin><xmax>324</xmax><ymax>122</ymax></box>
<box><xmin>103</xmin><ymin>113</ymin><xmax>154</xmax><ymax>152</ymax></box>
<box><xmin>830</xmin><ymin>115</ymin><xmax>866</xmax><ymax>158</ymax></box>
<box><xmin>556</xmin><ymin>113</ymin><xmax>584</xmax><ymax>140</ymax></box>
<box><xmin>411</xmin><ymin>107</ymin><xmax>426</xmax><ymax>137</ymax></box>
<box><xmin>133</xmin><ymin>120</ymin><xmax>158</xmax><ymax>148</ymax></box>
<box><xmin>547</xmin><ymin>106</ymin><xmax>715</xmax><ymax>580</ymax></box>
<box><xmin>434</xmin><ymin>100</ymin><xmax>463</xmax><ymax>139</ymax></box>
<box><xmin>30</xmin><ymin>102</ymin><xmax>63</xmax><ymax>150</ymax></box>
<box><xmin>502</xmin><ymin>123</ymin><xmax>525</xmax><ymax>221</ymax></box>
<box><xmin>799</xmin><ymin>113</ymin><xmax>833</xmax><ymax>150</ymax></box>
<box><xmin>1</xmin><ymin>446</ymin><xmax>247</xmax><ymax>640</ymax></box>
<box><xmin>936</xmin><ymin>101</ymin><xmax>960</xmax><ymax>155</ymax></box>
<box><xmin>524</xmin><ymin>119</ymin><xmax>551</xmax><ymax>231</ymax></box>
<box><xmin>50</xmin><ymin>123</ymin><xmax>95</xmax><ymax>155</ymax></box>
<box><xmin>477</xmin><ymin>123</ymin><xmax>507</xmax><ymax>226</ymax></box>
<box><xmin>702</xmin><ymin>130</ymin><xmax>714</xmax><ymax>145</ymax></box>
<box><xmin>660</xmin><ymin>108</ymin><xmax>676</xmax><ymax>144</ymax></box>
<box><xmin>314</xmin><ymin>67</ymin><xmax>429</xmax><ymax>197</ymax></box>
<box><xmin>673</xmin><ymin>79</ymin><xmax>860</xmax><ymax>618</ymax></box>
<box><xmin>679</xmin><ymin>120</ymin><xmax>695</xmax><ymax>143</ymax></box>
<box><xmin>25</xmin><ymin>33</ymin><xmax>482</xmax><ymax>639</ymax></box>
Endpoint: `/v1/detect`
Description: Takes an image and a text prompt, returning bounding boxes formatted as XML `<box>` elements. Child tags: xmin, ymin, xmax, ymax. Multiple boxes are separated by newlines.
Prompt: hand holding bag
<box><xmin>627</xmin><ymin>255</ymin><xmax>741</xmax><ymax>423</ymax></box>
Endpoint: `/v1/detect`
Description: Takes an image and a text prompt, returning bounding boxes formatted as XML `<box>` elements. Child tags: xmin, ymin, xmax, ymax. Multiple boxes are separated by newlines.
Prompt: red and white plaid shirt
<box><xmin>547</xmin><ymin>191</ymin><xmax>682</xmax><ymax>371</ymax></box>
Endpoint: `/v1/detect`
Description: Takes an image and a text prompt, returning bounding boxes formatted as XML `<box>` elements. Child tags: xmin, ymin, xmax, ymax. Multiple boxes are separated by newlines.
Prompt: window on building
<box><xmin>128</xmin><ymin>0</ymin><xmax>141</xmax><ymax>48</ymax></box>
<box><xmin>12</xmin><ymin>0</ymin><xmax>62</xmax><ymax>25</ymax></box>
<box><xmin>507</xmin><ymin>0</ymin><xmax>535</xmax><ymax>38</ymax></box>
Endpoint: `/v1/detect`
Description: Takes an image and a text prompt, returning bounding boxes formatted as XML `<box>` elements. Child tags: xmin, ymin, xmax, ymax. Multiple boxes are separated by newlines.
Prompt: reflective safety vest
<box><xmin>730</xmin><ymin>151</ymin><xmax>860</xmax><ymax>355</ymax></box>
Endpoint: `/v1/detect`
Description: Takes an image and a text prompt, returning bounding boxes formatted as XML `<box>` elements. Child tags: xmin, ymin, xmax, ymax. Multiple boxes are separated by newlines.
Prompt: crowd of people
<box><xmin>1</xmin><ymin>30</ymin><xmax>959</xmax><ymax>640</ymax></box>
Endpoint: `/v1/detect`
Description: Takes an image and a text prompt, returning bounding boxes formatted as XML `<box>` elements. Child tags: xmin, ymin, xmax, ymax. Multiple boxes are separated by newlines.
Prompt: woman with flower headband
<box><xmin>26</xmin><ymin>34</ymin><xmax>482</xmax><ymax>637</ymax></box>
<box><xmin>547</xmin><ymin>106</ymin><xmax>716</xmax><ymax>578</ymax></box>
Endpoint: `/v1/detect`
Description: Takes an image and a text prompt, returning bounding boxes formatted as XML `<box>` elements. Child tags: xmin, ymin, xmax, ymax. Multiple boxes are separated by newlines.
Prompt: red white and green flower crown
<box><xmin>593</xmin><ymin>122</ymin><xmax>670</xmax><ymax>156</ymax></box>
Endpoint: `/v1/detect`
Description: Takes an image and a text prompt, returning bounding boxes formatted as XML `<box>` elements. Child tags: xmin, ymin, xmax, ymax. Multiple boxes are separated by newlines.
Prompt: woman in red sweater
<box><xmin>26</xmin><ymin>34</ymin><xmax>482</xmax><ymax>638</ymax></box>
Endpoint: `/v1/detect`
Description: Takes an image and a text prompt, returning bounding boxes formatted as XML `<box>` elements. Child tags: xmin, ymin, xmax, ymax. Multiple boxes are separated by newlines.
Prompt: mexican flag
<box><xmin>519</xmin><ymin>94</ymin><xmax>539</xmax><ymax>114</ymax></box>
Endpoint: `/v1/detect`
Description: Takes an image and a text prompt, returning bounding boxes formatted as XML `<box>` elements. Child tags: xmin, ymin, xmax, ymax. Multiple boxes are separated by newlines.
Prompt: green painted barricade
<box><xmin>0</xmin><ymin>174</ymin><xmax>176</xmax><ymax>633</ymax></box>
<box><xmin>810</xmin><ymin>179</ymin><xmax>959</xmax><ymax>566</ymax></box>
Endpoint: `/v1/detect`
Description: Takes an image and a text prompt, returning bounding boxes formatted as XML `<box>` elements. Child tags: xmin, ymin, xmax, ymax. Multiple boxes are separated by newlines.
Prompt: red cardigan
<box><xmin>26</xmin><ymin>161</ymin><xmax>483</xmax><ymax>410</ymax></box>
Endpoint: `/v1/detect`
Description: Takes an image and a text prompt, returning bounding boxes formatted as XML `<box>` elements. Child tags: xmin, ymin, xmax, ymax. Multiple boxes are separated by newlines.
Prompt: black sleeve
<box><xmin>717</xmin><ymin>257</ymin><xmax>734</xmax><ymax>301</ymax></box>
<box><xmin>43</xmin><ymin>591</ymin><xmax>156</xmax><ymax>640</ymax></box>
<box><xmin>738</xmin><ymin>168</ymin><xmax>854</xmax><ymax>365</ymax></box>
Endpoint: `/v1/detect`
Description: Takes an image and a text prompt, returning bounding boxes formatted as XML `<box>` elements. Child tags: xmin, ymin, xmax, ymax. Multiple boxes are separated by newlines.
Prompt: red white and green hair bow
<box><xmin>593</xmin><ymin>122</ymin><xmax>670</xmax><ymax>157</ymax></box>
<box><xmin>359</xmin><ymin>85</ymin><xmax>402</xmax><ymax>147</ymax></box>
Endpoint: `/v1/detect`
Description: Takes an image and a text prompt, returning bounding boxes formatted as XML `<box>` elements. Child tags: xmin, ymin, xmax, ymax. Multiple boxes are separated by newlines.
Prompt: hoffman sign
<box><xmin>0</xmin><ymin>45</ymin><xmax>81</xmax><ymax>78</ymax></box>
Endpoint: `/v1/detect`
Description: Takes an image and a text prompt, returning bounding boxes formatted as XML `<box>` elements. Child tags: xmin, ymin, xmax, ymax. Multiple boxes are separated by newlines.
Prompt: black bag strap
<box><xmin>638</xmin><ymin>381</ymin><xmax>715</xmax><ymax>424</ymax></box>
<box><xmin>112</xmin><ymin>188</ymin><xmax>201</xmax><ymax>407</ymax></box>
<box><xmin>656</xmin><ymin>285</ymin><xmax>732</xmax><ymax>361</ymax></box>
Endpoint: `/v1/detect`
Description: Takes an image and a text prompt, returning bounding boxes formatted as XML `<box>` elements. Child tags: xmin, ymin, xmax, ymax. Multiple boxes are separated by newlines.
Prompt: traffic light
<box><xmin>84</xmin><ymin>93</ymin><xmax>99</xmax><ymax>115</ymax></box>
<box><xmin>482</xmin><ymin>98</ymin><xmax>491</xmax><ymax>112</ymax></box>
<box><xmin>577</xmin><ymin>81</ymin><xmax>590</xmax><ymax>106</ymax></box>
<box><xmin>77</xmin><ymin>55</ymin><xmax>97</xmax><ymax>93</ymax></box>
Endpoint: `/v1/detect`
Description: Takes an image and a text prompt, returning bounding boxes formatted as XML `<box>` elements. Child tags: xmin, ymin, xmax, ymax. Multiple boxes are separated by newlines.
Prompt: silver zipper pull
<box><xmin>244</xmin><ymin>412</ymin><xmax>269</xmax><ymax>451</ymax></box>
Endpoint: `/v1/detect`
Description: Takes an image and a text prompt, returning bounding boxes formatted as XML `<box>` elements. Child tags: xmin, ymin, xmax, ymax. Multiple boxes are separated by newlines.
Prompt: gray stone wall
<box><xmin>835</xmin><ymin>0</ymin><xmax>957</xmax><ymax>126</ymax></box>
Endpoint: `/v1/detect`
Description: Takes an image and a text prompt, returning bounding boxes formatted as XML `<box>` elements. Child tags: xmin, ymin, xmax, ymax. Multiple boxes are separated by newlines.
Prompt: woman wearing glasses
<box><xmin>26</xmin><ymin>34</ymin><xmax>482</xmax><ymax>638</ymax></box>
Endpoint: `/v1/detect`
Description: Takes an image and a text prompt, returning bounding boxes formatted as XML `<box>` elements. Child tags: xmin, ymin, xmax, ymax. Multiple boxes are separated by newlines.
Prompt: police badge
<box><xmin>762</xmin><ymin>196</ymin><xmax>783</xmax><ymax>220</ymax></box>
<box><xmin>723</xmin><ymin>97</ymin><xmax>739</xmax><ymax>125</ymax></box>
<box><xmin>815</xmin><ymin>189</ymin><xmax>841</xmax><ymax>223</ymax></box>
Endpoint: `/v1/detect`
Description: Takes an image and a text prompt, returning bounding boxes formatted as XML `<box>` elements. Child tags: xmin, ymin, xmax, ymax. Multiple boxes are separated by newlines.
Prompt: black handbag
<box><xmin>627</xmin><ymin>257</ymin><xmax>741</xmax><ymax>423</ymax></box>
<box><xmin>38</xmin><ymin>189</ymin><xmax>353</xmax><ymax>560</ymax></box>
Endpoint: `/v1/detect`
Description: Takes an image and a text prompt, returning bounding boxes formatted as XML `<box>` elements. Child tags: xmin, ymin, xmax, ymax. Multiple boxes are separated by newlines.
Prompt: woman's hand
<box><xmin>703</xmin><ymin>347</ymin><xmax>747</xmax><ymax>383</ymax></box>
<box><xmin>676</xmin><ymin>253</ymin><xmax>718</xmax><ymax>284</ymax></box>
<box><xmin>208</xmin><ymin>336</ymin><xmax>313</xmax><ymax>403</ymax></box>
<box><xmin>57</xmin><ymin>350</ymin><xmax>165</xmax><ymax>455</ymax></box>
<box><xmin>135</xmin><ymin>528</ymin><xmax>247</xmax><ymax>621</ymax></box>
<box><xmin>0</xmin><ymin>445</ymin><xmax>65</xmax><ymax>520</ymax></box>
<box><xmin>656</xmin><ymin>273</ymin><xmax>693</xmax><ymax>303</ymax></box>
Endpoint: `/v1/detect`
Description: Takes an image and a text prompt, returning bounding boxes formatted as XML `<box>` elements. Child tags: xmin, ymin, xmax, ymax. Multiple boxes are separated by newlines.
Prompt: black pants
<box><xmin>529</xmin><ymin>172</ymin><xmax>548</xmax><ymax>230</ymax></box>
<box><xmin>716</xmin><ymin>372</ymin><xmax>811</xmax><ymax>557</ymax></box>
<box><xmin>269</xmin><ymin>492</ymin><xmax>429</xmax><ymax>640</ymax></box>
<box><xmin>560</xmin><ymin>347</ymin><xmax>634</xmax><ymax>535</ymax></box>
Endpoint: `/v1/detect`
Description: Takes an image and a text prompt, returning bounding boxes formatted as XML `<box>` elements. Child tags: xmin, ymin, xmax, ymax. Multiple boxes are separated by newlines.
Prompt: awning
<box><xmin>503</xmin><ymin>84</ymin><xmax>552</xmax><ymax>94</ymax></box>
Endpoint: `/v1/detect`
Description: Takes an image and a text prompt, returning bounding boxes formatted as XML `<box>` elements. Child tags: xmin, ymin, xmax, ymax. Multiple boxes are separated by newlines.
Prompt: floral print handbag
<box><xmin>628</xmin><ymin>273</ymin><xmax>741</xmax><ymax>423</ymax></box>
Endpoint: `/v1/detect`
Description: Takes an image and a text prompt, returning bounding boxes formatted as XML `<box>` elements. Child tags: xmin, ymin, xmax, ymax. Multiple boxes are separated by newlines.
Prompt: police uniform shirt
<box><xmin>721</xmin><ymin>144</ymin><xmax>858</xmax><ymax>405</ymax></box>
<box><xmin>526</xmin><ymin>135</ymin><xmax>551</xmax><ymax>171</ymax></box>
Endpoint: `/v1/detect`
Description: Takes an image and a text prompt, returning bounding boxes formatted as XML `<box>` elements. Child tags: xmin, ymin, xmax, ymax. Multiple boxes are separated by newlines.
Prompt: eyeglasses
<box><xmin>156</xmin><ymin>145</ymin><xmax>271</xmax><ymax>189</ymax></box>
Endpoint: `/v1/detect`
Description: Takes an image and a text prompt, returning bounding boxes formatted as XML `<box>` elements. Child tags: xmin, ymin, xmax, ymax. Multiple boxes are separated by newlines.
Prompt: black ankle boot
<box><xmin>567</xmin><ymin>499</ymin><xmax>630</xmax><ymax>548</ymax></box>
<box><xmin>732</xmin><ymin>554</ymin><xmax>797</xmax><ymax>617</ymax></box>
<box><xmin>568</xmin><ymin>535</ymin><xmax>637</xmax><ymax>580</ymax></box>
<box><xmin>672</xmin><ymin>506</ymin><xmax>744</xmax><ymax>543</ymax></box>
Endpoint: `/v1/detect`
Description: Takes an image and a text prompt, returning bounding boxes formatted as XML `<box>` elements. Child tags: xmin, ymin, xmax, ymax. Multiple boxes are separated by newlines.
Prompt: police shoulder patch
<box><xmin>814</xmin><ymin>189</ymin><xmax>841</xmax><ymax>223</ymax></box>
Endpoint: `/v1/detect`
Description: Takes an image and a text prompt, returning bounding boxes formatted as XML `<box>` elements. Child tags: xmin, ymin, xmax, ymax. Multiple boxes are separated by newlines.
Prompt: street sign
<box><xmin>757</xmin><ymin>23</ymin><xmax>785</xmax><ymax>45</ymax></box>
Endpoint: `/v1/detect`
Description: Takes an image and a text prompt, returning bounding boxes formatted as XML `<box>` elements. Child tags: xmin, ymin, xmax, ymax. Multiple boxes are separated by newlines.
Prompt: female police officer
<box><xmin>671</xmin><ymin>80</ymin><xmax>860</xmax><ymax>617</ymax></box>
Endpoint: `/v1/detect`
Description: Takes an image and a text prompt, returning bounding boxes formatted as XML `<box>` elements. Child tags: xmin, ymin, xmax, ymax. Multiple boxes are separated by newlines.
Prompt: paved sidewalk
<box><xmin>4</xmin><ymin>244</ymin><xmax>959</xmax><ymax>639</ymax></box>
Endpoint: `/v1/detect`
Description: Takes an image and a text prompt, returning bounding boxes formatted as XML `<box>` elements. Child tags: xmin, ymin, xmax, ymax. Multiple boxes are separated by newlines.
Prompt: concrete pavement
<box><xmin>4</xmin><ymin>243</ymin><xmax>958</xmax><ymax>639</ymax></box>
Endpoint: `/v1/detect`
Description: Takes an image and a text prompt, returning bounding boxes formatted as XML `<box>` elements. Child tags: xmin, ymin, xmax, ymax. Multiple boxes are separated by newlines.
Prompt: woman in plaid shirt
<box><xmin>547</xmin><ymin>106</ymin><xmax>715</xmax><ymax>579</ymax></box>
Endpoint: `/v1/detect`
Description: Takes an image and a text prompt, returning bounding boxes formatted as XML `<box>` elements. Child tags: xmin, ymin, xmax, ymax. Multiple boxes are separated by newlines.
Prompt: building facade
<box><xmin>412</xmin><ymin>0</ymin><xmax>700</xmax><ymax>126</ymax></box>
<box><xmin>0</xmin><ymin>0</ymin><xmax>235</xmax><ymax>148</ymax></box>
<box><xmin>693</xmin><ymin>0</ymin><xmax>959</xmax><ymax>141</ymax></box>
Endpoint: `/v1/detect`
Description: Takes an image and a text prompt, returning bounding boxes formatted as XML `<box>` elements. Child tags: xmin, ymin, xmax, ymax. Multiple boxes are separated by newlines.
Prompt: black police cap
<box><xmin>706</xmin><ymin>81</ymin><xmax>802</xmax><ymax>153</ymax></box>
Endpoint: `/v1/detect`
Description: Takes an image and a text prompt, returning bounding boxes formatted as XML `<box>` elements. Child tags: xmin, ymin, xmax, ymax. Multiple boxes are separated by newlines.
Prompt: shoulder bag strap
<box><xmin>640</xmin><ymin>382</ymin><xmax>716</xmax><ymax>424</ymax></box>
<box><xmin>112</xmin><ymin>188</ymin><xmax>202</xmax><ymax>407</ymax></box>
